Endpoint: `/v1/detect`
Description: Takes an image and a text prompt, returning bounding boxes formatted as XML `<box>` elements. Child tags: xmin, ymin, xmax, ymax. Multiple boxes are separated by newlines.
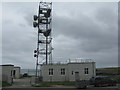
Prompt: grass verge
<box><xmin>0</xmin><ymin>82</ymin><xmax>11</xmax><ymax>87</ymax></box>
<box><xmin>33</xmin><ymin>81</ymin><xmax>75</xmax><ymax>87</ymax></box>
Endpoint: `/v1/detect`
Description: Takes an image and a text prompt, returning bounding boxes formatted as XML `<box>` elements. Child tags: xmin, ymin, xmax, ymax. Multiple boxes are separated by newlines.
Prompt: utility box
<box><xmin>75</xmin><ymin>80</ymin><xmax>88</xmax><ymax>89</ymax></box>
<box><xmin>30</xmin><ymin>76</ymin><xmax>43</xmax><ymax>86</ymax></box>
<box><xmin>74</xmin><ymin>69</ymin><xmax>89</xmax><ymax>89</ymax></box>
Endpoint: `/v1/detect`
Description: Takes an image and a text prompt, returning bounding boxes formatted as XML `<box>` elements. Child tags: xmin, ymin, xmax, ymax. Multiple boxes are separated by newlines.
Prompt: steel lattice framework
<box><xmin>33</xmin><ymin>2</ymin><xmax>53</xmax><ymax>76</ymax></box>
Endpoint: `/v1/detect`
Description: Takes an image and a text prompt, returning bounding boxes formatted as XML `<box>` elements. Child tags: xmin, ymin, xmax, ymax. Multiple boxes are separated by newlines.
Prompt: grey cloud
<box><xmin>95</xmin><ymin>6</ymin><xmax>117</xmax><ymax>26</ymax></box>
<box><xmin>2</xmin><ymin>19</ymin><xmax>37</xmax><ymax>69</ymax></box>
<box><xmin>53</xmin><ymin>10</ymin><xmax>117</xmax><ymax>52</ymax></box>
<box><xmin>2</xmin><ymin>2</ymin><xmax>118</xmax><ymax>68</ymax></box>
<box><xmin>51</xmin><ymin>2</ymin><xmax>118</xmax><ymax>68</ymax></box>
<box><xmin>24</xmin><ymin>12</ymin><xmax>34</xmax><ymax>26</ymax></box>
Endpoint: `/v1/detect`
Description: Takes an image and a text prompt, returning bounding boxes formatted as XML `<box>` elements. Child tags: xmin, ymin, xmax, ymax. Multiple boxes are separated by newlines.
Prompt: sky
<box><xmin>1</xmin><ymin>2</ymin><xmax>118</xmax><ymax>69</ymax></box>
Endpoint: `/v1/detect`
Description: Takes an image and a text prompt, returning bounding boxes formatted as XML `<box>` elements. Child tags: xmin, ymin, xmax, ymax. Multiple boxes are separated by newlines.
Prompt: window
<box><xmin>49</xmin><ymin>68</ymin><xmax>53</xmax><ymax>75</ymax></box>
<box><xmin>84</xmin><ymin>68</ymin><xmax>89</xmax><ymax>74</ymax></box>
<box><xmin>11</xmin><ymin>70</ymin><xmax>13</xmax><ymax>76</ymax></box>
<box><xmin>72</xmin><ymin>71</ymin><xmax>74</xmax><ymax>75</ymax></box>
<box><xmin>13</xmin><ymin>70</ymin><xmax>16</xmax><ymax>76</ymax></box>
<box><xmin>61</xmin><ymin>68</ymin><xmax>65</xmax><ymax>75</ymax></box>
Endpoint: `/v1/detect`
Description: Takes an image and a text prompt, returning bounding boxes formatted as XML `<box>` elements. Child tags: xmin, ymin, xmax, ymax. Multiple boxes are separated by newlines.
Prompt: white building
<box><xmin>40</xmin><ymin>61</ymin><xmax>96</xmax><ymax>82</ymax></box>
<box><xmin>0</xmin><ymin>64</ymin><xmax>21</xmax><ymax>84</ymax></box>
<box><xmin>0</xmin><ymin>64</ymin><xmax>14</xmax><ymax>84</ymax></box>
<box><xmin>13</xmin><ymin>67</ymin><xmax>21</xmax><ymax>79</ymax></box>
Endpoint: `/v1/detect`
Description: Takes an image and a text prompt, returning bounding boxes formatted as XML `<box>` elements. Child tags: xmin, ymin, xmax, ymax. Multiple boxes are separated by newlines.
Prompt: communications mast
<box><xmin>33</xmin><ymin>2</ymin><xmax>53</xmax><ymax>76</ymax></box>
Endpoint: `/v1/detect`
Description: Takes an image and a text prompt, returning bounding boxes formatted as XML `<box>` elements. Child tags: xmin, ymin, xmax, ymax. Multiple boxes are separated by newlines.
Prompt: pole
<box><xmin>46</xmin><ymin>19</ymin><xmax>48</xmax><ymax>65</ymax></box>
<box><xmin>35</xmin><ymin>48</ymin><xmax>38</xmax><ymax>77</ymax></box>
<box><xmin>46</xmin><ymin>36</ymin><xmax>48</xmax><ymax>64</ymax></box>
<box><xmin>36</xmin><ymin>3</ymin><xmax>40</xmax><ymax>77</ymax></box>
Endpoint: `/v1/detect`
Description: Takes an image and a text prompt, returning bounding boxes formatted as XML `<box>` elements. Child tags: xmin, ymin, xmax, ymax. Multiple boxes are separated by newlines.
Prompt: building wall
<box><xmin>0</xmin><ymin>66</ymin><xmax>2</xmax><ymax>82</ymax></box>
<box><xmin>68</xmin><ymin>62</ymin><xmax>96</xmax><ymax>81</ymax></box>
<box><xmin>41</xmin><ymin>62</ymin><xmax>96</xmax><ymax>82</ymax></box>
<box><xmin>0</xmin><ymin>65</ymin><xmax>14</xmax><ymax>84</ymax></box>
<box><xmin>13</xmin><ymin>67</ymin><xmax>21</xmax><ymax>79</ymax></box>
<box><xmin>41</xmin><ymin>64</ymin><xmax>69</xmax><ymax>82</ymax></box>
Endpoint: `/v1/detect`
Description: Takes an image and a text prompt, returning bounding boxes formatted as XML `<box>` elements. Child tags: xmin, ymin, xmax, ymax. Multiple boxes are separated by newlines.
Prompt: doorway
<box><xmin>13</xmin><ymin>70</ymin><xmax>16</xmax><ymax>78</ymax></box>
<box><xmin>75</xmin><ymin>72</ymin><xmax>80</xmax><ymax>81</ymax></box>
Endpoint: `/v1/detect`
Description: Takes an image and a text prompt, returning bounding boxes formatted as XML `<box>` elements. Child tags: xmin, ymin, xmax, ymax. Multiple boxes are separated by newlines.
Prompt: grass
<box><xmin>96</xmin><ymin>67</ymin><xmax>120</xmax><ymax>74</ymax></box>
<box><xmin>33</xmin><ymin>81</ymin><xmax>75</xmax><ymax>87</ymax></box>
<box><xmin>96</xmin><ymin>67</ymin><xmax>120</xmax><ymax>84</ymax></box>
<box><xmin>0</xmin><ymin>82</ymin><xmax>11</xmax><ymax>87</ymax></box>
<box><xmin>113</xmin><ymin>77</ymin><xmax>120</xmax><ymax>84</ymax></box>
<box><xmin>0</xmin><ymin>82</ymin><xmax>2</xmax><ymax>87</ymax></box>
<box><xmin>20</xmin><ymin>75</ymin><xmax>33</xmax><ymax>79</ymax></box>
<box><xmin>46</xmin><ymin>81</ymin><xmax>75</xmax><ymax>86</ymax></box>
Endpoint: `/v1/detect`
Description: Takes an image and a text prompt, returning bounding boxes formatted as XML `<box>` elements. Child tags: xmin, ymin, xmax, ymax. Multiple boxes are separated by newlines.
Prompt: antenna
<box><xmin>33</xmin><ymin>2</ymin><xmax>53</xmax><ymax>77</ymax></box>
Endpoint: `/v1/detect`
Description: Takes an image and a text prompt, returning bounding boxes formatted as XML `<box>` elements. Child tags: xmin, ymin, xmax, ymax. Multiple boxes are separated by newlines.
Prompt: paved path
<box><xmin>6</xmin><ymin>77</ymin><xmax>32</xmax><ymax>88</ymax></box>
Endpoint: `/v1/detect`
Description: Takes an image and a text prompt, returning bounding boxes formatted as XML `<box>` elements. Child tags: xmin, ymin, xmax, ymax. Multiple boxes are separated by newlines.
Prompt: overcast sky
<box><xmin>1</xmin><ymin>2</ymin><xmax>118</xmax><ymax>69</ymax></box>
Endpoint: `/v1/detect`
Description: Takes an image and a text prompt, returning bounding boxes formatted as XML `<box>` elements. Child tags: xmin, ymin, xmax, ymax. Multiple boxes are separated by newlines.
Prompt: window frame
<box><xmin>49</xmin><ymin>68</ymin><xmax>53</xmax><ymax>75</ymax></box>
<box><xmin>84</xmin><ymin>68</ymin><xmax>89</xmax><ymax>75</ymax></box>
<box><xmin>61</xmin><ymin>68</ymin><xmax>65</xmax><ymax>75</ymax></box>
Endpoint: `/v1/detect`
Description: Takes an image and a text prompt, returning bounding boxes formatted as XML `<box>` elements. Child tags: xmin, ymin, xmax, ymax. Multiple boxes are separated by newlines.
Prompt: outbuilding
<box><xmin>0</xmin><ymin>64</ymin><xmax>14</xmax><ymax>84</ymax></box>
<box><xmin>13</xmin><ymin>66</ymin><xmax>21</xmax><ymax>79</ymax></box>
<box><xmin>0</xmin><ymin>64</ymin><xmax>21</xmax><ymax>84</ymax></box>
<box><xmin>40</xmin><ymin>61</ymin><xmax>96</xmax><ymax>82</ymax></box>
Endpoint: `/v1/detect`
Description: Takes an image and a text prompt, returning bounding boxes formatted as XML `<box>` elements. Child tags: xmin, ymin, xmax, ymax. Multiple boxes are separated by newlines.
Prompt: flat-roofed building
<box><xmin>0</xmin><ymin>64</ymin><xmax>14</xmax><ymax>84</ymax></box>
<box><xmin>13</xmin><ymin>67</ymin><xmax>21</xmax><ymax>79</ymax></box>
<box><xmin>40</xmin><ymin>60</ymin><xmax>96</xmax><ymax>82</ymax></box>
<box><xmin>0</xmin><ymin>64</ymin><xmax>21</xmax><ymax>84</ymax></box>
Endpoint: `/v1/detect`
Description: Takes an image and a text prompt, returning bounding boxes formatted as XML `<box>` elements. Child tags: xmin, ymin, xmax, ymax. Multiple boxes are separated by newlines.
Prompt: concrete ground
<box><xmin>5</xmin><ymin>77</ymin><xmax>32</xmax><ymax>88</ymax></box>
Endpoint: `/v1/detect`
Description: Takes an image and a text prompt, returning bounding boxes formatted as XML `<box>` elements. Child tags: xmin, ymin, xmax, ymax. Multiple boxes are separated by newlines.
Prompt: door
<box><xmin>13</xmin><ymin>70</ymin><xmax>16</xmax><ymax>78</ymax></box>
<box><xmin>75</xmin><ymin>72</ymin><xmax>80</xmax><ymax>81</ymax></box>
